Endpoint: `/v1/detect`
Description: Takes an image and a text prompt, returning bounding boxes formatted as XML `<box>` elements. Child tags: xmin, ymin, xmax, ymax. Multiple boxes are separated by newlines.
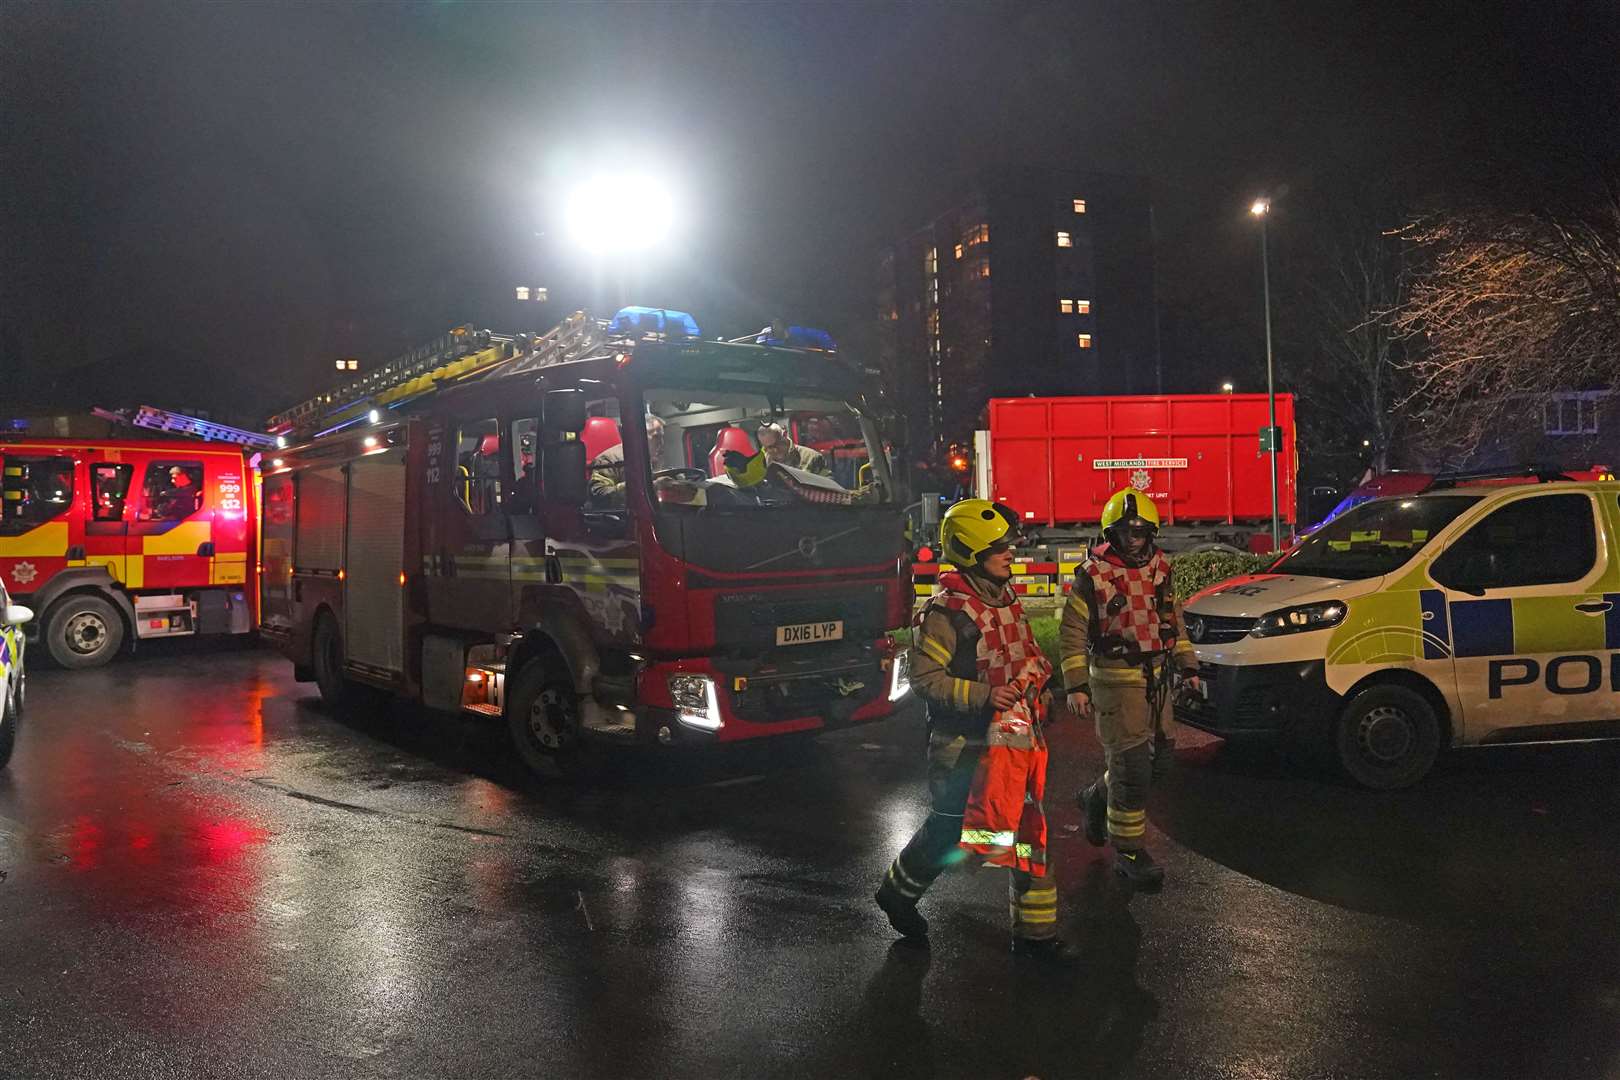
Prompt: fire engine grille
<box><xmin>714</xmin><ymin>584</ymin><xmax>888</xmax><ymax>652</ymax></box>
<box><xmin>730</xmin><ymin>664</ymin><xmax>884</xmax><ymax>724</ymax></box>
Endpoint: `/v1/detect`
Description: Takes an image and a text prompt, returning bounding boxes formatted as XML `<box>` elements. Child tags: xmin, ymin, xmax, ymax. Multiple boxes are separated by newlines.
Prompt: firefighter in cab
<box><xmin>1061</xmin><ymin>488</ymin><xmax>1199</xmax><ymax>887</ymax></box>
<box><xmin>756</xmin><ymin>421</ymin><xmax>829</xmax><ymax>476</ymax></box>
<box><xmin>875</xmin><ymin>499</ymin><xmax>1079</xmax><ymax>964</ymax></box>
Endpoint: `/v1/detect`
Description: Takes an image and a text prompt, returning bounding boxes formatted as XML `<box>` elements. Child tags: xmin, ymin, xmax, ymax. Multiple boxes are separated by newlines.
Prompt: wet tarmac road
<box><xmin>2</xmin><ymin>641</ymin><xmax>1619</xmax><ymax>1080</ymax></box>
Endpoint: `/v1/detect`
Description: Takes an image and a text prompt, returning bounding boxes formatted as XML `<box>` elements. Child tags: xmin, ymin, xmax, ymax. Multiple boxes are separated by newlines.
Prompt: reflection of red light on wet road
<box><xmin>68</xmin><ymin>816</ymin><xmax>105</xmax><ymax>870</ymax></box>
<box><xmin>196</xmin><ymin>819</ymin><xmax>267</xmax><ymax>865</ymax></box>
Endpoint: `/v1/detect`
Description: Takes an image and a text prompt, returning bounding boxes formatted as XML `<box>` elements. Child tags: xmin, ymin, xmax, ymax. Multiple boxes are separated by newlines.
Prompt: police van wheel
<box><xmin>1335</xmin><ymin>685</ymin><xmax>1440</xmax><ymax>790</ymax></box>
<box><xmin>44</xmin><ymin>594</ymin><xmax>125</xmax><ymax>669</ymax></box>
<box><xmin>506</xmin><ymin>660</ymin><xmax>589</xmax><ymax>781</ymax></box>
<box><xmin>0</xmin><ymin>673</ymin><xmax>18</xmax><ymax>769</ymax></box>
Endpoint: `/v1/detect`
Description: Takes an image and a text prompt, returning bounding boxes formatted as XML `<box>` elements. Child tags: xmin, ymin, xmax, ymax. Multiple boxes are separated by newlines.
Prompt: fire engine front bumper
<box><xmin>1172</xmin><ymin>660</ymin><xmax>1340</xmax><ymax>741</ymax></box>
<box><xmin>636</xmin><ymin>644</ymin><xmax>908</xmax><ymax>745</ymax></box>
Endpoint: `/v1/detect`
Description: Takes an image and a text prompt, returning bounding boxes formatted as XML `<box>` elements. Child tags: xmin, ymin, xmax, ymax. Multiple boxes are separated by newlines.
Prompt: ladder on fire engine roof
<box><xmin>91</xmin><ymin>405</ymin><xmax>278</xmax><ymax>450</ymax></box>
<box><xmin>264</xmin><ymin>308</ymin><xmax>697</xmax><ymax>442</ymax></box>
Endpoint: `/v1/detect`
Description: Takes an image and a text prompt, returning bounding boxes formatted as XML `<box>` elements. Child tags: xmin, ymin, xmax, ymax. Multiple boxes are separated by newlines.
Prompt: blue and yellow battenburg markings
<box><xmin>1416</xmin><ymin>588</ymin><xmax>1620</xmax><ymax>658</ymax></box>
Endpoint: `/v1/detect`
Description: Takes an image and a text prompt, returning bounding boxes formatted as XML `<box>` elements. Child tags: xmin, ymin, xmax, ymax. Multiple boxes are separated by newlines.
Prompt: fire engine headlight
<box><xmin>668</xmin><ymin>674</ymin><xmax>721</xmax><ymax>730</ymax></box>
<box><xmin>888</xmin><ymin>648</ymin><xmax>912</xmax><ymax>702</ymax></box>
<box><xmin>1248</xmin><ymin>601</ymin><xmax>1347</xmax><ymax>638</ymax></box>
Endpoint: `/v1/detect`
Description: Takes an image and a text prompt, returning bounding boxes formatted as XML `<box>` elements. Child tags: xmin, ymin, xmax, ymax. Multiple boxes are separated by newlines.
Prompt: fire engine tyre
<box><xmin>43</xmin><ymin>594</ymin><xmax>125</xmax><ymax>669</ymax></box>
<box><xmin>311</xmin><ymin>612</ymin><xmax>363</xmax><ymax>709</ymax></box>
<box><xmin>506</xmin><ymin>661</ymin><xmax>589</xmax><ymax>781</ymax></box>
<box><xmin>1334</xmin><ymin>684</ymin><xmax>1441</xmax><ymax>790</ymax></box>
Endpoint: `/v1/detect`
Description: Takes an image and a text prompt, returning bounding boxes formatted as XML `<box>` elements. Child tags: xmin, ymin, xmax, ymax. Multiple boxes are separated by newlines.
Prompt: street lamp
<box><xmin>1251</xmin><ymin>196</ymin><xmax>1280</xmax><ymax>548</ymax></box>
<box><xmin>1221</xmin><ymin>381</ymin><xmax>1235</xmax><ymax>394</ymax></box>
<box><xmin>564</xmin><ymin>174</ymin><xmax>676</xmax><ymax>255</ymax></box>
<box><xmin>563</xmin><ymin>173</ymin><xmax>678</xmax><ymax>308</ymax></box>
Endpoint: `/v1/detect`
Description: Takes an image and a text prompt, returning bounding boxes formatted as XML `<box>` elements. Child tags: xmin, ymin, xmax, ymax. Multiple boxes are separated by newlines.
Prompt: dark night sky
<box><xmin>4</xmin><ymin>1</ymin><xmax>1616</xmax><ymax>422</ymax></box>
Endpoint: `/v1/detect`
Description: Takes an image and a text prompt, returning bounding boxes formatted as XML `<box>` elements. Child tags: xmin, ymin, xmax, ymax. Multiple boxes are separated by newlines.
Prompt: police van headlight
<box><xmin>1249</xmin><ymin>601</ymin><xmax>1347</xmax><ymax>638</ymax></box>
<box><xmin>668</xmin><ymin>673</ymin><xmax>722</xmax><ymax>730</ymax></box>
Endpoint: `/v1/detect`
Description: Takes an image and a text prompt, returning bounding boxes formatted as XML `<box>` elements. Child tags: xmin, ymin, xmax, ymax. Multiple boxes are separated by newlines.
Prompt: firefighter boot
<box><xmin>1010</xmin><ymin>935</ymin><xmax>1083</xmax><ymax>966</ymax></box>
<box><xmin>875</xmin><ymin>887</ymin><xmax>930</xmax><ymax>940</ymax></box>
<box><xmin>1113</xmin><ymin>847</ymin><xmax>1166</xmax><ymax>888</ymax></box>
<box><xmin>1078</xmin><ymin>779</ymin><xmax>1108</xmax><ymax>847</ymax></box>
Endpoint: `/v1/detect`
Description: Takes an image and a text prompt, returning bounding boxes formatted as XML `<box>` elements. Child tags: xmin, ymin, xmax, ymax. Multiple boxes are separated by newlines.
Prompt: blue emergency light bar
<box><xmin>755</xmin><ymin>325</ymin><xmax>838</xmax><ymax>351</ymax></box>
<box><xmin>609</xmin><ymin>306</ymin><xmax>702</xmax><ymax>339</ymax></box>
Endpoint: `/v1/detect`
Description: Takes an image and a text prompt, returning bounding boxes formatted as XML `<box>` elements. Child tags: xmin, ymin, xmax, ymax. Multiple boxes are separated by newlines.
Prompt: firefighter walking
<box><xmin>875</xmin><ymin>499</ymin><xmax>1078</xmax><ymax>963</ymax></box>
<box><xmin>1061</xmin><ymin>488</ymin><xmax>1199</xmax><ymax>887</ymax></box>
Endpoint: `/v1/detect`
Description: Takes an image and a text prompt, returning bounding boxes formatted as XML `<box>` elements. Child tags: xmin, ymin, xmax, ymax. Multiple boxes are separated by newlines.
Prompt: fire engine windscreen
<box><xmin>641</xmin><ymin>387</ymin><xmax>892</xmax><ymax>510</ymax></box>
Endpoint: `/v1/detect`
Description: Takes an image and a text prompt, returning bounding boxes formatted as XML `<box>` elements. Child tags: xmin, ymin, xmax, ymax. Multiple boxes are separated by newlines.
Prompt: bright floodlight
<box><xmin>565</xmin><ymin>174</ymin><xmax>676</xmax><ymax>254</ymax></box>
<box><xmin>1250</xmin><ymin>198</ymin><xmax>1271</xmax><ymax>216</ymax></box>
<box><xmin>1221</xmin><ymin>381</ymin><xmax>1235</xmax><ymax>393</ymax></box>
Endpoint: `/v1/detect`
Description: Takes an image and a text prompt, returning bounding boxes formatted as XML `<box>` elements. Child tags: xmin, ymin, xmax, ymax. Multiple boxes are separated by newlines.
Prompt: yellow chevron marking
<box><xmin>142</xmin><ymin>520</ymin><xmax>212</xmax><ymax>556</ymax></box>
<box><xmin>0</xmin><ymin>521</ymin><xmax>68</xmax><ymax>557</ymax></box>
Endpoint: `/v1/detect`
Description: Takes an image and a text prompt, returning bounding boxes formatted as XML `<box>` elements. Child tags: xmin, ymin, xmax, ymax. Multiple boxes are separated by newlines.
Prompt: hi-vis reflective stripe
<box><xmin>1060</xmin><ymin>654</ymin><xmax>1088</xmax><ymax>675</ymax></box>
<box><xmin>886</xmin><ymin>858</ymin><xmax>928</xmax><ymax>899</ymax></box>
<box><xmin>917</xmin><ymin>634</ymin><xmax>952</xmax><ymax>666</ymax></box>
<box><xmin>1107</xmin><ymin>807</ymin><xmax>1146</xmax><ymax>837</ymax></box>
<box><xmin>961</xmin><ymin>830</ymin><xmax>1039</xmax><ymax>860</ymax></box>
<box><xmin>951</xmin><ymin>678</ymin><xmax>975</xmax><ymax>708</ymax></box>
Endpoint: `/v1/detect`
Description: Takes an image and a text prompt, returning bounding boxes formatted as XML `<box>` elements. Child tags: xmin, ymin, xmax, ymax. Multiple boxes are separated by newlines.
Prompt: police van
<box><xmin>1177</xmin><ymin>479</ymin><xmax>1620</xmax><ymax>788</ymax></box>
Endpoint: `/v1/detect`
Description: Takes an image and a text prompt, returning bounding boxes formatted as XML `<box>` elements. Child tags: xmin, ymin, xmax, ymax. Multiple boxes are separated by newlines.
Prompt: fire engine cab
<box><xmin>259</xmin><ymin>311</ymin><xmax>913</xmax><ymax>777</ymax></box>
<box><xmin>0</xmin><ymin>408</ymin><xmax>269</xmax><ymax>667</ymax></box>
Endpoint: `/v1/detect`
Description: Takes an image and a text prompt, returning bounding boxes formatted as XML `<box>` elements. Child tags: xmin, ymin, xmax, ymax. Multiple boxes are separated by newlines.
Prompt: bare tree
<box><xmin>1392</xmin><ymin>175</ymin><xmax>1620</xmax><ymax>457</ymax></box>
<box><xmin>1288</xmin><ymin>220</ymin><xmax>1408</xmax><ymax>474</ymax></box>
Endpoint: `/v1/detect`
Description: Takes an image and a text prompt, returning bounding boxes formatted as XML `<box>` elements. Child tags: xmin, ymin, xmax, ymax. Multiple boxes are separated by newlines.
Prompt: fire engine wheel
<box><xmin>311</xmin><ymin>612</ymin><xmax>359</xmax><ymax>708</ymax></box>
<box><xmin>44</xmin><ymin>594</ymin><xmax>125</xmax><ymax>670</ymax></box>
<box><xmin>1334</xmin><ymin>684</ymin><xmax>1440</xmax><ymax>790</ymax></box>
<box><xmin>506</xmin><ymin>662</ymin><xmax>586</xmax><ymax>780</ymax></box>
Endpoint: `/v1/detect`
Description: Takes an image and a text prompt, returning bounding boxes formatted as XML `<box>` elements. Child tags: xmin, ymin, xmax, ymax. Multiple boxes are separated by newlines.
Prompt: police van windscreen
<box><xmin>620</xmin><ymin>386</ymin><xmax>892</xmax><ymax>511</ymax></box>
<box><xmin>1271</xmin><ymin>494</ymin><xmax>1482</xmax><ymax>580</ymax></box>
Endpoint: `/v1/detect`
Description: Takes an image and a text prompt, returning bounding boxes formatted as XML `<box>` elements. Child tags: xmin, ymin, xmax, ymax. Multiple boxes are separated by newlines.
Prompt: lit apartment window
<box><xmin>974</xmin><ymin>260</ymin><xmax>990</xmax><ymax>280</ymax></box>
<box><xmin>1544</xmin><ymin>393</ymin><xmax>1602</xmax><ymax>435</ymax></box>
<box><xmin>961</xmin><ymin>223</ymin><xmax>988</xmax><ymax>246</ymax></box>
<box><xmin>924</xmin><ymin>247</ymin><xmax>938</xmax><ymax>274</ymax></box>
<box><xmin>1076</xmin><ymin>299</ymin><xmax>1091</xmax><ymax>314</ymax></box>
<box><xmin>1073</xmin><ymin>199</ymin><xmax>1087</xmax><ymax>214</ymax></box>
<box><xmin>1056</xmin><ymin>231</ymin><xmax>1072</xmax><ymax>248</ymax></box>
<box><xmin>1060</xmin><ymin>298</ymin><xmax>1074</xmax><ymax>314</ymax></box>
<box><xmin>1077</xmin><ymin>333</ymin><xmax>1093</xmax><ymax>349</ymax></box>
<box><xmin>515</xmin><ymin>286</ymin><xmax>531</xmax><ymax>301</ymax></box>
<box><xmin>954</xmin><ymin>243</ymin><xmax>964</xmax><ymax>259</ymax></box>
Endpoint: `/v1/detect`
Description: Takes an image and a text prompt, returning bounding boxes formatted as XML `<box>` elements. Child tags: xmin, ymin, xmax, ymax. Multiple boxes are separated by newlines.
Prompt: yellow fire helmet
<box><xmin>940</xmin><ymin>498</ymin><xmax>1021</xmax><ymax>565</ymax></box>
<box><xmin>723</xmin><ymin>448</ymin><xmax>769</xmax><ymax>488</ymax></box>
<box><xmin>1100</xmin><ymin>487</ymin><xmax>1161</xmax><ymax>532</ymax></box>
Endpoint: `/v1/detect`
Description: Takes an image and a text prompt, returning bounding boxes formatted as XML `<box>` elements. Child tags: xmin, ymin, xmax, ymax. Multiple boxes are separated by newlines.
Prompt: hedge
<box><xmin>1167</xmin><ymin>550</ymin><xmax>1275</xmax><ymax>600</ymax></box>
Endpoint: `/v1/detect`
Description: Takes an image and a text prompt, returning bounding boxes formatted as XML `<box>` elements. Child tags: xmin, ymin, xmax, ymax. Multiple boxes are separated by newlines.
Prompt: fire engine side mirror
<box><xmin>543</xmin><ymin>441</ymin><xmax>588</xmax><ymax>506</ymax></box>
<box><xmin>542</xmin><ymin>389</ymin><xmax>587</xmax><ymax>437</ymax></box>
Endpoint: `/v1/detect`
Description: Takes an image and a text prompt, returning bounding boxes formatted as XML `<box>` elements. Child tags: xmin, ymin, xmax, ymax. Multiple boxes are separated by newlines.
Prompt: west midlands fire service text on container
<box><xmin>258</xmin><ymin>311</ymin><xmax>914</xmax><ymax>778</ymax></box>
<box><xmin>1177</xmin><ymin>478</ymin><xmax>1620</xmax><ymax>788</ymax></box>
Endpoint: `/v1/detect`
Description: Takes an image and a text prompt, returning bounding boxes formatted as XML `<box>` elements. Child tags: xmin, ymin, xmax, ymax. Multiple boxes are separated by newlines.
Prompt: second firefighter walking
<box><xmin>1061</xmin><ymin>488</ymin><xmax>1200</xmax><ymax>887</ymax></box>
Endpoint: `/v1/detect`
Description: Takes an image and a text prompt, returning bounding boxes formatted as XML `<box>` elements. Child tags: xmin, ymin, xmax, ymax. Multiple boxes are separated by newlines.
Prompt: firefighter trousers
<box><xmin>879</xmin><ymin>731</ymin><xmax>1058</xmax><ymax>939</ymax></box>
<box><xmin>1084</xmin><ymin>663</ymin><xmax>1168</xmax><ymax>852</ymax></box>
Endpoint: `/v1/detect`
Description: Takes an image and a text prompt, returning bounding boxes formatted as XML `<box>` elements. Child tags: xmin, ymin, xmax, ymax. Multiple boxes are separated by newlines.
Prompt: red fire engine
<box><xmin>259</xmin><ymin>310</ymin><xmax>913</xmax><ymax>777</ymax></box>
<box><xmin>0</xmin><ymin>407</ymin><xmax>271</xmax><ymax>667</ymax></box>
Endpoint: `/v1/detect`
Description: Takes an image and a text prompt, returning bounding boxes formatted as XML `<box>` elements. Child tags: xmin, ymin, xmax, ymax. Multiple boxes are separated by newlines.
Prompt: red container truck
<box><xmin>911</xmin><ymin>393</ymin><xmax>1299</xmax><ymax>598</ymax></box>
<box><xmin>978</xmin><ymin>393</ymin><xmax>1298</xmax><ymax>536</ymax></box>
